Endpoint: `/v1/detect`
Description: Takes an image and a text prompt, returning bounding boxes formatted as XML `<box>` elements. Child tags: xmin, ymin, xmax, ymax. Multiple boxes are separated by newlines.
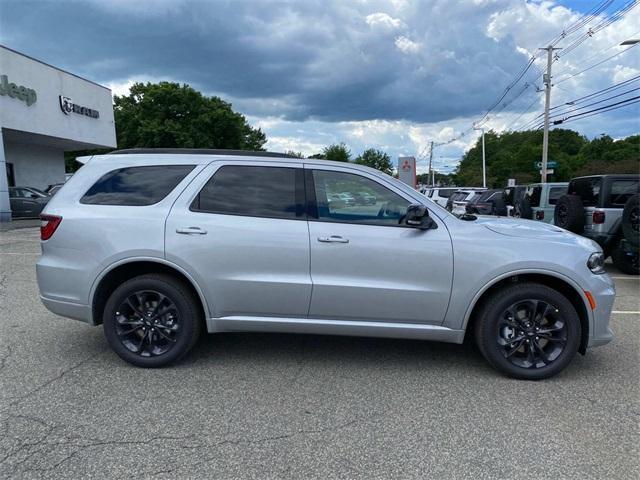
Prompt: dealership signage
<box><xmin>398</xmin><ymin>156</ymin><xmax>416</xmax><ymax>187</ymax></box>
<box><xmin>59</xmin><ymin>95</ymin><xmax>100</xmax><ymax>119</ymax></box>
<box><xmin>0</xmin><ymin>74</ymin><xmax>37</xmax><ymax>106</ymax></box>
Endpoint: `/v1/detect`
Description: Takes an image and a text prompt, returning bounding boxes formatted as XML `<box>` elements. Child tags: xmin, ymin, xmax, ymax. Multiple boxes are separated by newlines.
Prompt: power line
<box><xmin>549</xmin><ymin>85</ymin><xmax>639</xmax><ymax>118</ymax></box>
<box><xmin>532</xmin><ymin>94</ymin><xmax>640</xmax><ymax>128</ymax></box>
<box><xmin>550</xmin><ymin>74</ymin><xmax>640</xmax><ymax>111</ymax></box>
<box><xmin>555</xmin><ymin>42</ymin><xmax>639</xmax><ymax>84</ymax></box>
<box><xmin>558</xmin><ymin>98</ymin><xmax>640</xmax><ymax>124</ymax></box>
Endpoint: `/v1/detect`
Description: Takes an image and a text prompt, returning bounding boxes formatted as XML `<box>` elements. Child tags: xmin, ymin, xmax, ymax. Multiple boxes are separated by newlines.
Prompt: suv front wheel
<box><xmin>103</xmin><ymin>274</ymin><xmax>202</xmax><ymax>367</ymax></box>
<box><xmin>474</xmin><ymin>283</ymin><xmax>580</xmax><ymax>380</ymax></box>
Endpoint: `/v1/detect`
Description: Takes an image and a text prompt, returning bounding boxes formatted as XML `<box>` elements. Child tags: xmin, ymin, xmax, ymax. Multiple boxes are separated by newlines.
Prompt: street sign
<box><xmin>398</xmin><ymin>156</ymin><xmax>416</xmax><ymax>187</ymax></box>
<box><xmin>539</xmin><ymin>169</ymin><xmax>554</xmax><ymax>175</ymax></box>
<box><xmin>507</xmin><ymin>178</ymin><xmax>516</xmax><ymax>187</ymax></box>
<box><xmin>534</xmin><ymin>160</ymin><xmax>557</xmax><ymax>169</ymax></box>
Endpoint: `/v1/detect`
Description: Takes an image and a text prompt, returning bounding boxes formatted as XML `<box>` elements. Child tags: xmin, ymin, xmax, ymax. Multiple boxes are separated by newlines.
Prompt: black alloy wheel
<box><xmin>497</xmin><ymin>299</ymin><xmax>566</xmax><ymax>369</ymax></box>
<box><xmin>474</xmin><ymin>282</ymin><xmax>580</xmax><ymax>380</ymax></box>
<box><xmin>103</xmin><ymin>274</ymin><xmax>201</xmax><ymax>368</ymax></box>
<box><xmin>114</xmin><ymin>290</ymin><xmax>180</xmax><ymax>357</ymax></box>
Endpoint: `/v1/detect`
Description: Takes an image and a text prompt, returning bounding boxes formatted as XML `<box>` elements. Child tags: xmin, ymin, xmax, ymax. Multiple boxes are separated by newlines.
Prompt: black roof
<box><xmin>110</xmin><ymin>148</ymin><xmax>301</xmax><ymax>158</ymax></box>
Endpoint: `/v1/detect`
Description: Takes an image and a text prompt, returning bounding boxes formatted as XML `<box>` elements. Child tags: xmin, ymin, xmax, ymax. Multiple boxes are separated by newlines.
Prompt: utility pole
<box><xmin>427</xmin><ymin>141</ymin><xmax>434</xmax><ymax>186</ymax></box>
<box><xmin>540</xmin><ymin>45</ymin><xmax>561</xmax><ymax>183</ymax></box>
<box><xmin>473</xmin><ymin>127</ymin><xmax>486</xmax><ymax>188</ymax></box>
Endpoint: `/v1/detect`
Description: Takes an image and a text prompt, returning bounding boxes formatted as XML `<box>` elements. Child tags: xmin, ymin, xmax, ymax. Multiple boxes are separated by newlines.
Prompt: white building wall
<box><xmin>0</xmin><ymin>46</ymin><xmax>116</xmax><ymax>147</ymax></box>
<box><xmin>4</xmin><ymin>140</ymin><xmax>65</xmax><ymax>190</ymax></box>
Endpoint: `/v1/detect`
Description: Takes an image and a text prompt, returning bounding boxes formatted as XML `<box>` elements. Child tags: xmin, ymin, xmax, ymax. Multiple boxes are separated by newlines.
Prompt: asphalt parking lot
<box><xmin>1</xmin><ymin>224</ymin><xmax>639</xmax><ymax>479</ymax></box>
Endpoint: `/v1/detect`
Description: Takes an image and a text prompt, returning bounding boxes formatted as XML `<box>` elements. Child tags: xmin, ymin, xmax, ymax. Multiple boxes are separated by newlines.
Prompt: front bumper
<box><xmin>586</xmin><ymin>273</ymin><xmax>616</xmax><ymax>349</ymax></box>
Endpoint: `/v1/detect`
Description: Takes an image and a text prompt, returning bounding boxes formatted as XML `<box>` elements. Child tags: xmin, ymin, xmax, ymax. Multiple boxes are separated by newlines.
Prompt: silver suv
<box><xmin>37</xmin><ymin>150</ymin><xmax>615</xmax><ymax>379</ymax></box>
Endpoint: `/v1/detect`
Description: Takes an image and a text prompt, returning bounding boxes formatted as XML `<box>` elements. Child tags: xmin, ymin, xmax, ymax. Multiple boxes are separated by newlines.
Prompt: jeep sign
<box><xmin>0</xmin><ymin>74</ymin><xmax>37</xmax><ymax>106</ymax></box>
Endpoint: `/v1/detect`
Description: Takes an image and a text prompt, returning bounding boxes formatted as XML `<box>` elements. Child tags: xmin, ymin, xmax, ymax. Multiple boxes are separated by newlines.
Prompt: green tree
<box><xmin>355</xmin><ymin>148</ymin><xmax>394</xmax><ymax>175</ymax></box>
<box><xmin>113</xmin><ymin>81</ymin><xmax>266</xmax><ymax>150</ymax></box>
<box><xmin>284</xmin><ymin>150</ymin><xmax>304</xmax><ymax>158</ymax></box>
<box><xmin>322</xmin><ymin>143</ymin><xmax>351</xmax><ymax>162</ymax></box>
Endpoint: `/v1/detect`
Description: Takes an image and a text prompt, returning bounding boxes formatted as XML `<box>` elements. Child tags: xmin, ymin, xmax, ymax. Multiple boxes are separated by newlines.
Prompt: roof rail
<box><xmin>109</xmin><ymin>148</ymin><xmax>300</xmax><ymax>158</ymax></box>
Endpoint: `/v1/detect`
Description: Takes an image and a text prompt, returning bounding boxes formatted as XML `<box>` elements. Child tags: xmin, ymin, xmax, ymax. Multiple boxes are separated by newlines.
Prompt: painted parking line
<box><xmin>0</xmin><ymin>252</ymin><xmax>40</xmax><ymax>255</ymax></box>
<box><xmin>612</xmin><ymin>311</ymin><xmax>640</xmax><ymax>314</ymax></box>
<box><xmin>610</xmin><ymin>276</ymin><xmax>640</xmax><ymax>280</ymax></box>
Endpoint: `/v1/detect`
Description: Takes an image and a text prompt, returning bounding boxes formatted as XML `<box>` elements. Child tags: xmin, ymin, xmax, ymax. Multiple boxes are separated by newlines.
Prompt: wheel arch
<box><xmin>462</xmin><ymin>270</ymin><xmax>591</xmax><ymax>354</ymax></box>
<box><xmin>89</xmin><ymin>257</ymin><xmax>210</xmax><ymax>325</ymax></box>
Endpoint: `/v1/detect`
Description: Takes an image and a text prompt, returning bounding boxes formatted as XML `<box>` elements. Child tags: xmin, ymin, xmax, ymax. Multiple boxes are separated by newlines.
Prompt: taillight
<box><xmin>40</xmin><ymin>214</ymin><xmax>62</xmax><ymax>240</ymax></box>
<box><xmin>592</xmin><ymin>211</ymin><xmax>605</xmax><ymax>224</ymax></box>
<box><xmin>535</xmin><ymin>210</ymin><xmax>545</xmax><ymax>220</ymax></box>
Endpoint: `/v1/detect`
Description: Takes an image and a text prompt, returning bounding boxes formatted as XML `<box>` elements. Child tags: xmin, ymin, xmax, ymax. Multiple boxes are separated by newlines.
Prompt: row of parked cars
<box><xmin>8</xmin><ymin>183</ymin><xmax>64</xmax><ymax>218</ymax></box>
<box><xmin>421</xmin><ymin>174</ymin><xmax>639</xmax><ymax>275</ymax></box>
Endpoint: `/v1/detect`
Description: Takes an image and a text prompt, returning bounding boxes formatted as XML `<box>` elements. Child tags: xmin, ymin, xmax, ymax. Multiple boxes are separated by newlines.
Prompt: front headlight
<box><xmin>587</xmin><ymin>252</ymin><xmax>605</xmax><ymax>274</ymax></box>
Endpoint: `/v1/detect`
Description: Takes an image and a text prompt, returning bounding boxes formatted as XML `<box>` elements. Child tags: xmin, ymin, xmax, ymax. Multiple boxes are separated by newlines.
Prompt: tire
<box><xmin>622</xmin><ymin>194</ymin><xmax>640</xmax><ymax>248</ymax></box>
<box><xmin>554</xmin><ymin>195</ymin><xmax>585</xmax><ymax>233</ymax></box>
<box><xmin>612</xmin><ymin>244</ymin><xmax>640</xmax><ymax>275</ymax></box>
<box><xmin>490</xmin><ymin>197</ymin><xmax>507</xmax><ymax>216</ymax></box>
<box><xmin>103</xmin><ymin>274</ymin><xmax>202</xmax><ymax>367</ymax></box>
<box><xmin>515</xmin><ymin>198</ymin><xmax>533</xmax><ymax>219</ymax></box>
<box><xmin>474</xmin><ymin>283</ymin><xmax>580</xmax><ymax>380</ymax></box>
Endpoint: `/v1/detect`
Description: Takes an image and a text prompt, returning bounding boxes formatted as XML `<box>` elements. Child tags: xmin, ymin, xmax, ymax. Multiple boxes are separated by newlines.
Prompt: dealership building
<box><xmin>0</xmin><ymin>45</ymin><xmax>116</xmax><ymax>222</ymax></box>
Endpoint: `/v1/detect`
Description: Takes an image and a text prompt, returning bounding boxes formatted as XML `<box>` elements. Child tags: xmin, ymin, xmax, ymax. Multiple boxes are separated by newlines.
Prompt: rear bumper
<box><xmin>40</xmin><ymin>295</ymin><xmax>93</xmax><ymax>324</ymax></box>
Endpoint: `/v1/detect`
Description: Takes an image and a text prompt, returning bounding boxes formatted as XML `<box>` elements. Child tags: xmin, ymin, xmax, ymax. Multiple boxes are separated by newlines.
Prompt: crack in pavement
<box><xmin>1</xmin><ymin>348</ymin><xmax>108</xmax><ymax>412</ymax></box>
<box><xmin>1</xmin><ymin>413</ymin><xmax>360</xmax><ymax>477</ymax></box>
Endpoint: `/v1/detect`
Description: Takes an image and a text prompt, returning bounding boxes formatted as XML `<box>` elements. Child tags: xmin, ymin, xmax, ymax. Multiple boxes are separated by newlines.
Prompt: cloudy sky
<box><xmin>1</xmin><ymin>0</ymin><xmax>638</xmax><ymax>173</ymax></box>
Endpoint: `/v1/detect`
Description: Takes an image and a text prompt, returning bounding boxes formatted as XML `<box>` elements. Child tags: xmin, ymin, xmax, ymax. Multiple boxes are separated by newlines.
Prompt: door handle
<box><xmin>317</xmin><ymin>235</ymin><xmax>349</xmax><ymax>243</ymax></box>
<box><xmin>176</xmin><ymin>227</ymin><xmax>208</xmax><ymax>235</ymax></box>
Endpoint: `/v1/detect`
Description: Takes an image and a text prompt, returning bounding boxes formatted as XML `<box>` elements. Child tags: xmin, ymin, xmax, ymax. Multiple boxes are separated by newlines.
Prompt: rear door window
<box><xmin>191</xmin><ymin>165</ymin><xmax>305</xmax><ymax>219</ymax></box>
<box><xmin>607</xmin><ymin>180</ymin><xmax>639</xmax><ymax>207</ymax></box>
<box><xmin>81</xmin><ymin>165</ymin><xmax>195</xmax><ymax>206</ymax></box>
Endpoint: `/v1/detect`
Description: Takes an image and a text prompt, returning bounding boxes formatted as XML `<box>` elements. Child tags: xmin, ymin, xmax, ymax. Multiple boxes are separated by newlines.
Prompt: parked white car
<box><xmin>425</xmin><ymin>187</ymin><xmax>458</xmax><ymax>207</ymax></box>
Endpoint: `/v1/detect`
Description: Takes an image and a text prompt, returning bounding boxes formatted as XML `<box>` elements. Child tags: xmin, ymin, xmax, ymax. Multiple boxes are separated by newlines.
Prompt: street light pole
<box><xmin>427</xmin><ymin>141</ymin><xmax>434</xmax><ymax>187</ymax></box>
<box><xmin>540</xmin><ymin>45</ymin><xmax>561</xmax><ymax>183</ymax></box>
<box><xmin>474</xmin><ymin>127</ymin><xmax>486</xmax><ymax>188</ymax></box>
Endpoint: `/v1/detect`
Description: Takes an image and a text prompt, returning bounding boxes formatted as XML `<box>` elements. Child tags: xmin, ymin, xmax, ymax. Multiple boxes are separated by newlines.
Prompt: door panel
<box><xmin>165</xmin><ymin>161</ymin><xmax>312</xmax><ymax>319</ymax></box>
<box><xmin>306</xmin><ymin>166</ymin><xmax>454</xmax><ymax>324</ymax></box>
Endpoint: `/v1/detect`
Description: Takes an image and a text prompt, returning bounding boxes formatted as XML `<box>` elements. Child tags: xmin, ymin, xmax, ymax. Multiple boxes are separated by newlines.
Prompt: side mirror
<box><xmin>405</xmin><ymin>204</ymin><xmax>437</xmax><ymax>230</ymax></box>
<box><xmin>30</xmin><ymin>194</ymin><xmax>39</xmax><ymax>199</ymax></box>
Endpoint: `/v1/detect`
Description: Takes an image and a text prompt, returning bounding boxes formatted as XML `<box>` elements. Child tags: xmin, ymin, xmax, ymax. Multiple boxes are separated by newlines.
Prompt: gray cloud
<box><xmin>0</xmin><ymin>0</ymin><xmax>535</xmax><ymax>123</ymax></box>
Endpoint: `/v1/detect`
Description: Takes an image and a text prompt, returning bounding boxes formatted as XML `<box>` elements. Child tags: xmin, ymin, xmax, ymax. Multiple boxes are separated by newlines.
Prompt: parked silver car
<box><xmin>37</xmin><ymin>150</ymin><xmax>615</xmax><ymax>379</ymax></box>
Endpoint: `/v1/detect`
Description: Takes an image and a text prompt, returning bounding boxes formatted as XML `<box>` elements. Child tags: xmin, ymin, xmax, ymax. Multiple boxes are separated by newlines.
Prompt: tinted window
<box><xmin>525</xmin><ymin>186</ymin><xmax>542</xmax><ymax>207</ymax></box>
<box><xmin>81</xmin><ymin>165</ymin><xmax>194</xmax><ymax>206</ymax></box>
<box><xmin>548</xmin><ymin>186</ymin><xmax>566</xmax><ymax>205</ymax></box>
<box><xmin>311</xmin><ymin>170</ymin><xmax>410</xmax><ymax>226</ymax></box>
<box><xmin>568</xmin><ymin>178</ymin><xmax>601</xmax><ymax>207</ymax></box>
<box><xmin>608</xmin><ymin>180</ymin><xmax>639</xmax><ymax>207</ymax></box>
<box><xmin>438</xmin><ymin>189</ymin><xmax>456</xmax><ymax>198</ymax></box>
<box><xmin>192</xmin><ymin>165</ymin><xmax>304</xmax><ymax>219</ymax></box>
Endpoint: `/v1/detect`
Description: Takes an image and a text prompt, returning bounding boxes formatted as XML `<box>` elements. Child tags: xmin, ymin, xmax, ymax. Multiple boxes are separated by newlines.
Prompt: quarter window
<box><xmin>81</xmin><ymin>165</ymin><xmax>194</xmax><ymax>206</ymax></box>
<box><xmin>191</xmin><ymin>165</ymin><xmax>305</xmax><ymax>219</ymax></box>
<box><xmin>608</xmin><ymin>180</ymin><xmax>638</xmax><ymax>207</ymax></box>
<box><xmin>568</xmin><ymin>178</ymin><xmax>601</xmax><ymax>207</ymax></box>
<box><xmin>548</xmin><ymin>186</ymin><xmax>566</xmax><ymax>205</ymax></box>
<box><xmin>310</xmin><ymin>170</ymin><xmax>410</xmax><ymax>226</ymax></box>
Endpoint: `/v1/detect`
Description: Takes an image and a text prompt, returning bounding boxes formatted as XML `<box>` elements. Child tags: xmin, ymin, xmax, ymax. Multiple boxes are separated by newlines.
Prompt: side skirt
<box><xmin>206</xmin><ymin>316</ymin><xmax>465</xmax><ymax>344</ymax></box>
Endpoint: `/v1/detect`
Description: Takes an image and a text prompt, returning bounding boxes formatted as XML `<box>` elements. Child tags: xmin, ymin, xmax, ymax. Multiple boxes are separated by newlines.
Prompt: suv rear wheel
<box><xmin>474</xmin><ymin>283</ymin><xmax>580</xmax><ymax>380</ymax></box>
<box><xmin>103</xmin><ymin>274</ymin><xmax>202</xmax><ymax>367</ymax></box>
<box><xmin>622</xmin><ymin>194</ymin><xmax>639</xmax><ymax>248</ymax></box>
<box><xmin>612</xmin><ymin>243</ymin><xmax>640</xmax><ymax>275</ymax></box>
